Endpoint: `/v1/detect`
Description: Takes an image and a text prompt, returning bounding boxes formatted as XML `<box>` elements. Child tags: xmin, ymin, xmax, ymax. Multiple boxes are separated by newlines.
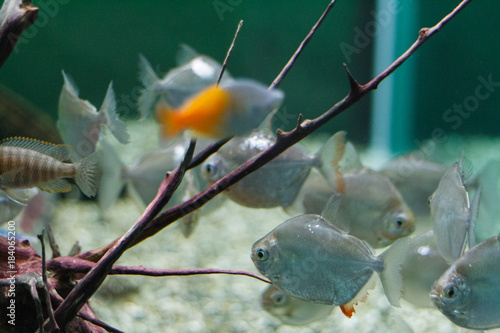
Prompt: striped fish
<box><xmin>0</xmin><ymin>137</ymin><xmax>100</xmax><ymax>204</ymax></box>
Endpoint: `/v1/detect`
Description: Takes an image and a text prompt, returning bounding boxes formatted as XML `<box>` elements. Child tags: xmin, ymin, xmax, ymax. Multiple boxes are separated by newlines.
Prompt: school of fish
<box><xmin>3</xmin><ymin>45</ymin><xmax>500</xmax><ymax>331</ymax></box>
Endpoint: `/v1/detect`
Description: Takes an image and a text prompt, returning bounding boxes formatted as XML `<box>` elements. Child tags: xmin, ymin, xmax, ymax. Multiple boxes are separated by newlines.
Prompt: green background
<box><xmin>1</xmin><ymin>1</ymin><xmax>499</xmax><ymax>152</ymax></box>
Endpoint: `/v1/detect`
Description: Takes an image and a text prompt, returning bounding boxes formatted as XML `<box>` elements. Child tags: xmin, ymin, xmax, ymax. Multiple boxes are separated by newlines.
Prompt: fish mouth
<box><xmin>429</xmin><ymin>290</ymin><xmax>441</xmax><ymax>306</ymax></box>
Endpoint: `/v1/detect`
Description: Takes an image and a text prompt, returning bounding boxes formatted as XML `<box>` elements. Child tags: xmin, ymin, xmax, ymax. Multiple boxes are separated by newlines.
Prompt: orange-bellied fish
<box><xmin>0</xmin><ymin>137</ymin><xmax>100</xmax><ymax>203</ymax></box>
<box><xmin>156</xmin><ymin>79</ymin><xmax>284</xmax><ymax>139</ymax></box>
<box><xmin>57</xmin><ymin>71</ymin><xmax>129</xmax><ymax>161</ymax></box>
<box><xmin>138</xmin><ymin>45</ymin><xmax>234</xmax><ymax>118</ymax></box>
<box><xmin>251</xmin><ymin>194</ymin><xmax>410</xmax><ymax>318</ymax></box>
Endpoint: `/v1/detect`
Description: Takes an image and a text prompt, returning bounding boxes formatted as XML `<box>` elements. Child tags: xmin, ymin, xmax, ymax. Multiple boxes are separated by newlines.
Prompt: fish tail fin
<box><xmin>471</xmin><ymin>159</ymin><xmax>500</xmax><ymax>242</ymax></box>
<box><xmin>100</xmin><ymin>82</ymin><xmax>130</xmax><ymax>144</ymax></box>
<box><xmin>157</xmin><ymin>104</ymin><xmax>184</xmax><ymax>138</ymax></box>
<box><xmin>378</xmin><ymin>237</ymin><xmax>411</xmax><ymax>307</ymax></box>
<box><xmin>96</xmin><ymin>140</ymin><xmax>125</xmax><ymax>209</ymax></box>
<box><xmin>138</xmin><ymin>54</ymin><xmax>160</xmax><ymax>119</ymax></box>
<box><xmin>75</xmin><ymin>152</ymin><xmax>101</xmax><ymax>198</ymax></box>
<box><xmin>315</xmin><ymin>131</ymin><xmax>362</xmax><ymax>191</ymax></box>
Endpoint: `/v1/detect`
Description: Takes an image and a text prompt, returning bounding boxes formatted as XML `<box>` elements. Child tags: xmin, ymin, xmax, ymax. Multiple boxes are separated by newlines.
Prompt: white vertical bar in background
<box><xmin>369</xmin><ymin>0</ymin><xmax>397</xmax><ymax>165</ymax></box>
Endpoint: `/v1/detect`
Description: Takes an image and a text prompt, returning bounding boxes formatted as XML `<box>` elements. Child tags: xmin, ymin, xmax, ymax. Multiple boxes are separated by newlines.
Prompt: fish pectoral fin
<box><xmin>3</xmin><ymin>189</ymin><xmax>30</xmax><ymax>206</ymax></box>
<box><xmin>339</xmin><ymin>273</ymin><xmax>377</xmax><ymax>318</ymax></box>
<box><xmin>340</xmin><ymin>304</ymin><xmax>355</xmax><ymax>318</ymax></box>
<box><xmin>38</xmin><ymin>179</ymin><xmax>72</xmax><ymax>193</ymax></box>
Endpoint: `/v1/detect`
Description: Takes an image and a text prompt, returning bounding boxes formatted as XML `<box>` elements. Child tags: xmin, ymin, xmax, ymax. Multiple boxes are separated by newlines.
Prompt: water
<box><xmin>2</xmin><ymin>1</ymin><xmax>500</xmax><ymax>332</ymax></box>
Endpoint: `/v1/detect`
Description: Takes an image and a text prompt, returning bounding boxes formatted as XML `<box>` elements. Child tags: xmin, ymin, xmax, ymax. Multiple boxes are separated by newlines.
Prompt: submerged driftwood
<box><xmin>0</xmin><ymin>0</ymin><xmax>38</xmax><ymax>69</ymax></box>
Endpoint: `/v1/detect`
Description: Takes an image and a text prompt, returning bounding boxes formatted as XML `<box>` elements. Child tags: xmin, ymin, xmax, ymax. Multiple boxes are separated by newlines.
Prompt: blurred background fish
<box><xmin>57</xmin><ymin>71</ymin><xmax>129</xmax><ymax>161</ymax></box>
<box><xmin>400</xmin><ymin>231</ymin><xmax>449</xmax><ymax>308</ymax></box>
<box><xmin>138</xmin><ymin>45</ymin><xmax>233</xmax><ymax>118</ymax></box>
<box><xmin>429</xmin><ymin>153</ymin><xmax>479</xmax><ymax>263</ymax></box>
<box><xmin>202</xmin><ymin>129</ymin><xmax>342</xmax><ymax>209</ymax></box>
<box><xmin>156</xmin><ymin>79</ymin><xmax>284</xmax><ymax>139</ymax></box>
<box><xmin>261</xmin><ymin>284</ymin><xmax>334</xmax><ymax>326</ymax></box>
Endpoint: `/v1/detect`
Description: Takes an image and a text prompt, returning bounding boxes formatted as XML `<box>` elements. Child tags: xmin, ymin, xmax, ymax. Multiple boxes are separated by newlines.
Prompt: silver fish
<box><xmin>380</xmin><ymin>154</ymin><xmax>446</xmax><ymax>217</ymax></box>
<box><xmin>400</xmin><ymin>231</ymin><xmax>449</xmax><ymax>308</ymax></box>
<box><xmin>326</xmin><ymin>168</ymin><xmax>415</xmax><ymax>248</ymax></box>
<box><xmin>286</xmin><ymin>133</ymin><xmax>415</xmax><ymax>248</ymax></box>
<box><xmin>138</xmin><ymin>45</ymin><xmax>234</xmax><ymax>118</ymax></box>
<box><xmin>0</xmin><ymin>137</ymin><xmax>100</xmax><ymax>202</ymax></box>
<box><xmin>430</xmin><ymin>233</ymin><xmax>500</xmax><ymax>330</ymax></box>
<box><xmin>429</xmin><ymin>153</ymin><xmax>480</xmax><ymax>263</ymax></box>
<box><xmin>261</xmin><ymin>284</ymin><xmax>334</xmax><ymax>326</ymax></box>
<box><xmin>202</xmin><ymin>130</ymin><xmax>343</xmax><ymax>209</ymax></box>
<box><xmin>251</xmin><ymin>195</ymin><xmax>410</xmax><ymax>318</ymax></box>
<box><xmin>57</xmin><ymin>71</ymin><xmax>129</xmax><ymax>161</ymax></box>
<box><xmin>98</xmin><ymin>138</ymin><xmax>211</xmax><ymax>237</ymax></box>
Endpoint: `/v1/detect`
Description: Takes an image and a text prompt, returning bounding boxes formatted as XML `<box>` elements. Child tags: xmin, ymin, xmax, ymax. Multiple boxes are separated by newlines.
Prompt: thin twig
<box><xmin>37</xmin><ymin>231</ymin><xmax>59</xmax><ymax>332</ymax></box>
<box><xmin>76</xmin><ymin>313</ymin><xmax>125</xmax><ymax>333</ymax></box>
<box><xmin>217</xmin><ymin>20</ymin><xmax>243</xmax><ymax>85</ymax></box>
<box><xmin>45</xmin><ymin>223</ymin><xmax>61</xmax><ymax>258</ymax></box>
<box><xmin>270</xmin><ymin>0</ymin><xmax>337</xmax><ymax>89</ymax></box>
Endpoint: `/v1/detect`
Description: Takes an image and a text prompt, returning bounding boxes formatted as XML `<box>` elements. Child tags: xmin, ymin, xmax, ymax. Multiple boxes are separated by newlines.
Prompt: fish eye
<box><xmin>272</xmin><ymin>293</ymin><xmax>285</xmax><ymax>305</ymax></box>
<box><xmin>444</xmin><ymin>284</ymin><xmax>458</xmax><ymax>299</ymax></box>
<box><xmin>204</xmin><ymin>163</ymin><xmax>216</xmax><ymax>176</ymax></box>
<box><xmin>394</xmin><ymin>216</ymin><xmax>406</xmax><ymax>229</ymax></box>
<box><xmin>427</xmin><ymin>195</ymin><xmax>432</xmax><ymax>206</ymax></box>
<box><xmin>255</xmin><ymin>248</ymin><xmax>269</xmax><ymax>261</ymax></box>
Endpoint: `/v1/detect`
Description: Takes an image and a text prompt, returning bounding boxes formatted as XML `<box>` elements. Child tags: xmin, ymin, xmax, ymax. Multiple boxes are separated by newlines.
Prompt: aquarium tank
<box><xmin>1</xmin><ymin>0</ymin><xmax>500</xmax><ymax>332</ymax></box>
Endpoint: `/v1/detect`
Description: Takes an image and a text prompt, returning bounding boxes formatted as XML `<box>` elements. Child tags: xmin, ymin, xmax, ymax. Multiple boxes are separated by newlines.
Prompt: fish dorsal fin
<box><xmin>0</xmin><ymin>137</ymin><xmax>73</xmax><ymax>161</ymax></box>
<box><xmin>341</xmin><ymin>141</ymin><xmax>363</xmax><ymax>172</ymax></box>
<box><xmin>339</xmin><ymin>273</ymin><xmax>377</xmax><ymax>318</ymax></box>
<box><xmin>459</xmin><ymin>151</ymin><xmax>473</xmax><ymax>184</ymax></box>
<box><xmin>176</xmin><ymin>44</ymin><xmax>199</xmax><ymax>65</ymax></box>
<box><xmin>62</xmin><ymin>70</ymin><xmax>79</xmax><ymax>97</ymax></box>
<box><xmin>321</xmin><ymin>193</ymin><xmax>351</xmax><ymax>233</ymax></box>
<box><xmin>257</xmin><ymin>108</ymin><xmax>278</xmax><ymax>135</ymax></box>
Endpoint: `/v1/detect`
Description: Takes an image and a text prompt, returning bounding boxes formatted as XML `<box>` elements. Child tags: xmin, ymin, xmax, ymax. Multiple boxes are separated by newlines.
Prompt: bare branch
<box><xmin>217</xmin><ymin>19</ymin><xmax>244</xmax><ymax>85</ymax></box>
<box><xmin>37</xmin><ymin>231</ymin><xmax>59</xmax><ymax>332</ymax></box>
<box><xmin>270</xmin><ymin>0</ymin><xmax>338</xmax><ymax>89</ymax></box>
